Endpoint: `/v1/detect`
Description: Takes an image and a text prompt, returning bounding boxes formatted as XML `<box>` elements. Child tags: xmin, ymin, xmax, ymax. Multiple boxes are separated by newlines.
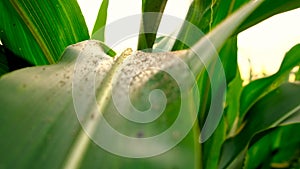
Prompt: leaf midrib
<box><xmin>62</xmin><ymin>48</ymin><xmax>132</xmax><ymax>169</ymax></box>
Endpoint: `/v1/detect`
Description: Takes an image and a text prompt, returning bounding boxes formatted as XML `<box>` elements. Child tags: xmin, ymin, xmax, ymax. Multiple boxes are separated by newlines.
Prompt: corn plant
<box><xmin>1</xmin><ymin>0</ymin><xmax>300</xmax><ymax>169</ymax></box>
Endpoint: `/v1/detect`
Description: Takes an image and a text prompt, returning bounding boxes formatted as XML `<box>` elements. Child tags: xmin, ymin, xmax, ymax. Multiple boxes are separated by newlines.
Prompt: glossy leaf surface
<box><xmin>0</xmin><ymin>0</ymin><xmax>89</xmax><ymax>65</ymax></box>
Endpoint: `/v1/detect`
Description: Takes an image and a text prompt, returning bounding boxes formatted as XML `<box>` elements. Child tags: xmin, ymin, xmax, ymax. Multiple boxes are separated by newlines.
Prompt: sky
<box><xmin>77</xmin><ymin>0</ymin><xmax>300</xmax><ymax>81</ymax></box>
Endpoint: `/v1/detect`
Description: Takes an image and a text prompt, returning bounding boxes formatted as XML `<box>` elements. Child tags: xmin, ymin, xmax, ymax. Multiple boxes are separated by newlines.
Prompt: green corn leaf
<box><xmin>153</xmin><ymin>34</ymin><xmax>177</xmax><ymax>52</ymax></box>
<box><xmin>196</xmin><ymin>37</ymin><xmax>238</xmax><ymax>129</ymax></box>
<box><xmin>184</xmin><ymin>0</ymin><xmax>264</xmax><ymax>144</ymax></box>
<box><xmin>91</xmin><ymin>0</ymin><xmax>109</xmax><ymax>42</ymax></box>
<box><xmin>270</xmin><ymin>144</ymin><xmax>300</xmax><ymax>169</ymax></box>
<box><xmin>0</xmin><ymin>40</ymin><xmax>200</xmax><ymax>169</ymax></box>
<box><xmin>0</xmin><ymin>44</ymin><xmax>82</xmax><ymax>169</ymax></box>
<box><xmin>0</xmin><ymin>1</ymin><xmax>48</xmax><ymax>65</ymax></box>
<box><xmin>219</xmin><ymin>36</ymin><xmax>238</xmax><ymax>84</ymax></box>
<box><xmin>94</xmin><ymin>41</ymin><xmax>117</xmax><ymax>57</ymax></box>
<box><xmin>243</xmin><ymin>128</ymin><xmax>274</xmax><ymax>169</ymax></box>
<box><xmin>219</xmin><ymin>83</ymin><xmax>300</xmax><ymax>169</ymax></box>
<box><xmin>0</xmin><ymin>0</ymin><xmax>89</xmax><ymax>65</ymax></box>
<box><xmin>169</xmin><ymin>1</ymin><xmax>300</xmax><ymax>140</ymax></box>
<box><xmin>137</xmin><ymin>0</ymin><xmax>167</xmax><ymax>50</ymax></box>
<box><xmin>202</xmin><ymin>117</ymin><xmax>226</xmax><ymax>169</ymax></box>
<box><xmin>240</xmin><ymin>44</ymin><xmax>300</xmax><ymax>119</ymax></box>
<box><xmin>296</xmin><ymin>66</ymin><xmax>300</xmax><ymax>81</ymax></box>
<box><xmin>211</xmin><ymin>1</ymin><xmax>236</xmax><ymax>29</ymax></box>
<box><xmin>237</xmin><ymin>0</ymin><xmax>300</xmax><ymax>34</ymax></box>
<box><xmin>172</xmin><ymin>0</ymin><xmax>212</xmax><ymax>50</ymax></box>
<box><xmin>213</xmin><ymin>0</ymin><xmax>300</xmax><ymax>35</ymax></box>
<box><xmin>225</xmin><ymin>68</ymin><xmax>243</xmax><ymax>136</ymax></box>
<box><xmin>279</xmin><ymin>107</ymin><xmax>300</xmax><ymax>126</ymax></box>
<box><xmin>244</xmin><ymin>123</ymin><xmax>300</xmax><ymax>169</ymax></box>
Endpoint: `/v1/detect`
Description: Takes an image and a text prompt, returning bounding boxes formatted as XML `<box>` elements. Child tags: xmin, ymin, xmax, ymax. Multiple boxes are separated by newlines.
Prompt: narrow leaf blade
<box><xmin>237</xmin><ymin>0</ymin><xmax>300</xmax><ymax>34</ymax></box>
<box><xmin>91</xmin><ymin>0</ymin><xmax>109</xmax><ymax>41</ymax></box>
<box><xmin>137</xmin><ymin>0</ymin><xmax>167</xmax><ymax>50</ymax></box>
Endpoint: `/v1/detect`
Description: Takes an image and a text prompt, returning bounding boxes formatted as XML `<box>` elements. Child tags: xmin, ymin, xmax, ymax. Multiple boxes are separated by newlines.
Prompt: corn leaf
<box><xmin>0</xmin><ymin>40</ymin><xmax>200</xmax><ymax>169</ymax></box>
<box><xmin>202</xmin><ymin>117</ymin><xmax>226</xmax><ymax>169</ymax></box>
<box><xmin>171</xmin><ymin>0</ymin><xmax>210</xmax><ymax>50</ymax></box>
<box><xmin>225</xmin><ymin>69</ymin><xmax>243</xmax><ymax>136</ymax></box>
<box><xmin>0</xmin><ymin>1</ymin><xmax>47</xmax><ymax>65</ymax></box>
<box><xmin>137</xmin><ymin>0</ymin><xmax>167</xmax><ymax>50</ymax></box>
<box><xmin>296</xmin><ymin>66</ymin><xmax>300</xmax><ymax>81</ymax></box>
<box><xmin>0</xmin><ymin>0</ymin><xmax>89</xmax><ymax>65</ymax></box>
<box><xmin>244</xmin><ymin>124</ymin><xmax>300</xmax><ymax>169</ymax></box>
<box><xmin>238</xmin><ymin>0</ymin><xmax>300</xmax><ymax>33</ymax></box>
<box><xmin>219</xmin><ymin>36</ymin><xmax>238</xmax><ymax>83</ymax></box>
<box><xmin>91</xmin><ymin>0</ymin><xmax>109</xmax><ymax>42</ymax></box>
<box><xmin>219</xmin><ymin>83</ymin><xmax>300</xmax><ymax>169</ymax></box>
